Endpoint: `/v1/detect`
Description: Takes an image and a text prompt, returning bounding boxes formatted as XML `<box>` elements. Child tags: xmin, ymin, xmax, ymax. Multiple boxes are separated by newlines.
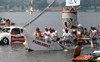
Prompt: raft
<box><xmin>73</xmin><ymin>53</ymin><xmax>100</xmax><ymax>62</ymax></box>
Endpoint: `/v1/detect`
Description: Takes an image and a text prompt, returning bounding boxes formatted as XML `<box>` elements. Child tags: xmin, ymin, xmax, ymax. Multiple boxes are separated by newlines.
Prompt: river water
<box><xmin>0</xmin><ymin>12</ymin><xmax>100</xmax><ymax>62</ymax></box>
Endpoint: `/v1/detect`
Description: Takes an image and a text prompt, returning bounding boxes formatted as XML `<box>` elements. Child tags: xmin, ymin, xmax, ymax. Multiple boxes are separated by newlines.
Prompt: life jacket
<box><xmin>3</xmin><ymin>20</ymin><xmax>6</xmax><ymax>23</ymax></box>
<box><xmin>76</xmin><ymin>31</ymin><xmax>84</xmax><ymax>38</ymax></box>
<box><xmin>81</xmin><ymin>34</ymin><xmax>84</xmax><ymax>38</ymax></box>
<box><xmin>5</xmin><ymin>20</ymin><xmax>11</xmax><ymax>27</ymax></box>
<box><xmin>76</xmin><ymin>31</ymin><xmax>81</xmax><ymax>37</ymax></box>
<box><xmin>34</xmin><ymin>31</ymin><xmax>42</xmax><ymax>37</ymax></box>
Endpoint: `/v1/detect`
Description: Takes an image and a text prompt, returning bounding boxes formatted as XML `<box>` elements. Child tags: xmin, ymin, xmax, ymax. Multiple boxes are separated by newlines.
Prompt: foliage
<box><xmin>0</xmin><ymin>0</ymin><xmax>100</xmax><ymax>11</ymax></box>
<box><xmin>60</xmin><ymin>1</ymin><xmax>66</xmax><ymax>7</ymax></box>
<box><xmin>32</xmin><ymin>0</ymin><xmax>48</xmax><ymax>10</ymax></box>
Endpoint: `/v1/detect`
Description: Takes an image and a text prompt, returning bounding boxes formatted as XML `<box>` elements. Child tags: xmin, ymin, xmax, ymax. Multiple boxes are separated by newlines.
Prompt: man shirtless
<box><xmin>72</xmin><ymin>41</ymin><xmax>83</xmax><ymax>61</ymax></box>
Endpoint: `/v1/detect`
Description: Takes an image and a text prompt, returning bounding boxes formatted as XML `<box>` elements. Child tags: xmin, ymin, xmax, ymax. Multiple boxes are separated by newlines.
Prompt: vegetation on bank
<box><xmin>0</xmin><ymin>0</ymin><xmax>100</xmax><ymax>12</ymax></box>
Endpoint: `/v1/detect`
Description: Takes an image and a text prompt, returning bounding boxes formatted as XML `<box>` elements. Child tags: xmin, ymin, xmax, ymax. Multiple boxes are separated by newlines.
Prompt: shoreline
<box><xmin>0</xmin><ymin>7</ymin><xmax>100</xmax><ymax>12</ymax></box>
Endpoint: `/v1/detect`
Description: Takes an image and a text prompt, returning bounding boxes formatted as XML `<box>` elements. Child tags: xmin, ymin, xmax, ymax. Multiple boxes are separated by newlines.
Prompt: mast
<box><xmin>23</xmin><ymin>0</ymin><xmax>57</xmax><ymax>28</ymax></box>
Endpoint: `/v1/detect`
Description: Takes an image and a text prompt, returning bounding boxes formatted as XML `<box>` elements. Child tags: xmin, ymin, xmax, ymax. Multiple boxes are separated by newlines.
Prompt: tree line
<box><xmin>0</xmin><ymin>0</ymin><xmax>100</xmax><ymax>11</ymax></box>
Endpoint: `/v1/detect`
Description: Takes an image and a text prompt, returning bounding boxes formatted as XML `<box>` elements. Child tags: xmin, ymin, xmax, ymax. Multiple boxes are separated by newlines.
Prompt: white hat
<box><xmin>92</xmin><ymin>25</ymin><xmax>95</xmax><ymax>28</ymax></box>
<box><xmin>78</xmin><ymin>24</ymin><xmax>82</xmax><ymax>27</ymax></box>
<box><xmin>45</xmin><ymin>26</ymin><xmax>48</xmax><ymax>29</ymax></box>
<box><xmin>55</xmin><ymin>31</ymin><xmax>58</xmax><ymax>33</ymax></box>
<box><xmin>72</xmin><ymin>30</ymin><xmax>75</xmax><ymax>32</ymax></box>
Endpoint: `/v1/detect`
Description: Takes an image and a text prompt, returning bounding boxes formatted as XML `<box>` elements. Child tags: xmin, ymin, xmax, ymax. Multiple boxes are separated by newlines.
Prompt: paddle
<box><xmin>80</xmin><ymin>38</ymin><xmax>93</xmax><ymax>48</ymax></box>
<box><xmin>91</xmin><ymin>38</ymin><xmax>93</xmax><ymax>48</ymax></box>
<box><xmin>80</xmin><ymin>38</ymin><xmax>90</xmax><ymax>40</ymax></box>
<box><xmin>58</xmin><ymin>43</ymin><xmax>68</xmax><ymax>51</ymax></box>
<box><xmin>23</xmin><ymin>42</ymin><xmax>26</xmax><ymax>45</ymax></box>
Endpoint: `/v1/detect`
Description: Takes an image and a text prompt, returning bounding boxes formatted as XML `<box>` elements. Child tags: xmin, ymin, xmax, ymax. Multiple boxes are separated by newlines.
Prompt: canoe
<box><xmin>24</xmin><ymin>33</ymin><xmax>63</xmax><ymax>51</ymax></box>
<box><xmin>73</xmin><ymin>51</ymin><xmax>100</xmax><ymax>62</ymax></box>
<box><xmin>24</xmin><ymin>33</ymin><xmax>100</xmax><ymax>51</ymax></box>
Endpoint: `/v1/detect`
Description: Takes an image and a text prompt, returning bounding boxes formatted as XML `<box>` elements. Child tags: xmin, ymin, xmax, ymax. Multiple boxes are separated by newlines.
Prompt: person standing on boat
<box><xmin>59</xmin><ymin>28</ymin><xmax>72</xmax><ymax>45</ymax></box>
<box><xmin>34</xmin><ymin>27</ymin><xmax>43</xmax><ymax>37</ymax></box>
<box><xmin>89</xmin><ymin>26</ymin><xmax>93</xmax><ymax>35</ymax></box>
<box><xmin>43</xmin><ymin>26</ymin><xmax>49</xmax><ymax>40</ymax></box>
<box><xmin>71</xmin><ymin>30</ymin><xmax>78</xmax><ymax>45</ymax></box>
<box><xmin>97</xmin><ymin>24</ymin><xmax>100</xmax><ymax>36</ymax></box>
<box><xmin>72</xmin><ymin>41</ymin><xmax>83</xmax><ymax>61</ymax></box>
<box><xmin>84</xmin><ymin>27</ymin><xmax>90</xmax><ymax>44</ymax></box>
<box><xmin>5</xmin><ymin>19</ymin><xmax>11</xmax><ymax>27</ymax></box>
<box><xmin>90</xmin><ymin>26</ymin><xmax>98</xmax><ymax>43</ymax></box>
<box><xmin>76</xmin><ymin>25</ymin><xmax>86</xmax><ymax>45</ymax></box>
<box><xmin>77</xmin><ymin>24</ymin><xmax>83</xmax><ymax>32</ymax></box>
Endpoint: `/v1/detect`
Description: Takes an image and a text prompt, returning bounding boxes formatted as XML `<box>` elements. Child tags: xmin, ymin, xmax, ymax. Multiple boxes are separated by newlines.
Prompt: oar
<box><xmin>58</xmin><ymin>43</ymin><xmax>68</xmax><ymax>51</ymax></box>
<box><xmin>91</xmin><ymin>38</ymin><xmax>93</xmax><ymax>48</ymax></box>
<box><xmin>23</xmin><ymin>42</ymin><xmax>26</xmax><ymax>45</ymax></box>
<box><xmin>80</xmin><ymin>38</ymin><xmax>90</xmax><ymax>40</ymax></box>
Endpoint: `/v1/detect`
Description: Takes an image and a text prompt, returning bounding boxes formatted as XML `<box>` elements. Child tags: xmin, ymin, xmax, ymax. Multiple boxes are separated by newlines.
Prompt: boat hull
<box><xmin>25</xmin><ymin>34</ymin><xmax>63</xmax><ymax>51</ymax></box>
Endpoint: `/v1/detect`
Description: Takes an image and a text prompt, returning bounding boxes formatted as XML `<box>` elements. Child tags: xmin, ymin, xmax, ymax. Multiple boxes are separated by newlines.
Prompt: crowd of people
<box><xmin>33</xmin><ymin>26</ymin><xmax>60</xmax><ymax>42</ymax></box>
<box><xmin>0</xmin><ymin>17</ymin><xmax>11</xmax><ymax>27</ymax></box>
<box><xmin>33</xmin><ymin>23</ymin><xmax>100</xmax><ymax>47</ymax></box>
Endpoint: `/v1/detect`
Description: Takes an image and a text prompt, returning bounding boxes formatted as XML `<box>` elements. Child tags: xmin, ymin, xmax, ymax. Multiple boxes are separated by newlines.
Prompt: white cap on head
<box><xmin>92</xmin><ymin>25</ymin><xmax>95</xmax><ymax>28</ymax></box>
<box><xmin>72</xmin><ymin>30</ymin><xmax>75</xmax><ymax>32</ymax></box>
<box><xmin>55</xmin><ymin>31</ymin><xmax>57</xmax><ymax>33</ymax></box>
<box><xmin>45</xmin><ymin>26</ymin><xmax>48</xmax><ymax>29</ymax></box>
<box><xmin>78</xmin><ymin>24</ymin><xmax>82</xmax><ymax>27</ymax></box>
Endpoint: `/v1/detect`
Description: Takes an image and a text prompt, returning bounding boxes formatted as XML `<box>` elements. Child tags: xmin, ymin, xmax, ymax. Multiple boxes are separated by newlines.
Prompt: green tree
<box><xmin>33</xmin><ymin>0</ymin><xmax>48</xmax><ymax>10</ymax></box>
<box><xmin>91</xmin><ymin>0</ymin><xmax>100</xmax><ymax>9</ymax></box>
<box><xmin>52</xmin><ymin>2</ymin><xmax>59</xmax><ymax>7</ymax></box>
<box><xmin>4</xmin><ymin>5</ymin><xmax>7</xmax><ymax>9</ymax></box>
<box><xmin>21</xmin><ymin>5</ymin><xmax>24</xmax><ymax>10</ymax></box>
<box><xmin>60</xmin><ymin>1</ymin><xmax>66</xmax><ymax>7</ymax></box>
<box><xmin>81</xmin><ymin>0</ymin><xmax>91</xmax><ymax>9</ymax></box>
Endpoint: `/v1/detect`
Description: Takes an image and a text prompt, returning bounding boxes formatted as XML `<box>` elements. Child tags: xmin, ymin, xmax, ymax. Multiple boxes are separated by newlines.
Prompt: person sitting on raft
<box><xmin>59</xmin><ymin>28</ymin><xmax>72</xmax><ymax>46</ymax></box>
<box><xmin>34</xmin><ymin>27</ymin><xmax>43</xmax><ymax>37</ymax></box>
<box><xmin>72</xmin><ymin>40</ymin><xmax>83</xmax><ymax>61</ymax></box>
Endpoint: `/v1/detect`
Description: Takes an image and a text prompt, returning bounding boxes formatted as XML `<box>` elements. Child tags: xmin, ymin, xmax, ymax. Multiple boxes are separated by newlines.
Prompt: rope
<box><xmin>23</xmin><ymin>0</ymin><xmax>57</xmax><ymax>28</ymax></box>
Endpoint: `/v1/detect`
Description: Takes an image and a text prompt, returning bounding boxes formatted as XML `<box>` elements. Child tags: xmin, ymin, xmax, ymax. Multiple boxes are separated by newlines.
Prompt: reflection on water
<box><xmin>0</xmin><ymin>43</ymin><xmax>100</xmax><ymax>62</ymax></box>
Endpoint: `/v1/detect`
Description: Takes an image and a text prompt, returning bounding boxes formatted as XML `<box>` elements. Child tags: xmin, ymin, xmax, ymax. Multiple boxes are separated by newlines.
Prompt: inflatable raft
<box><xmin>73</xmin><ymin>51</ymin><xmax>100</xmax><ymax>62</ymax></box>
